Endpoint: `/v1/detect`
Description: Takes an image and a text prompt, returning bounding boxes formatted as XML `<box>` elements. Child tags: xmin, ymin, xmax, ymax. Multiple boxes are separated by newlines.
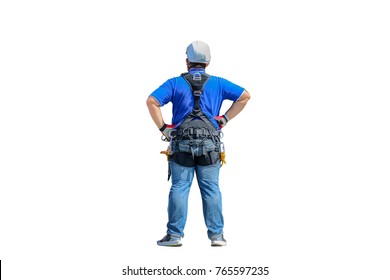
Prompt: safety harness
<box><xmin>161</xmin><ymin>70</ymin><xmax>226</xmax><ymax>179</ymax></box>
<box><xmin>172</xmin><ymin>72</ymin><xmax>219</xmax><ymax>139</ymax></box>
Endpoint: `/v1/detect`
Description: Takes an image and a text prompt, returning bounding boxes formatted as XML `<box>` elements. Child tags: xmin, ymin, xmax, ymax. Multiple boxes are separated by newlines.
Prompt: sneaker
<box><xmin>157</xmin><ymin>234</ymin><xmax>182</xmax><ymax>247</ymax></box>
<box><xmin>211</xmin><ymin>235</ymin><xmax>227</xmax><ymax>246</ymax></box>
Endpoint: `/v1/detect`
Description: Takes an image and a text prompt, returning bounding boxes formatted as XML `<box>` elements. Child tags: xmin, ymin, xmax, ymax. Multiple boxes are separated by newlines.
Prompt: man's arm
<box><xmin>224</xmin><ymin>90</ymin><xmax>251</xmax><ymax>120</ymax></box>
<box><xmin>146</xmin><ymin>96</ymin><xmax>165</xmax><ymax>129</ymax></box>
<box><xmin>147</xmin><ymin>96</ymin><xmax>176</xmax><ymax>140</ymax></box>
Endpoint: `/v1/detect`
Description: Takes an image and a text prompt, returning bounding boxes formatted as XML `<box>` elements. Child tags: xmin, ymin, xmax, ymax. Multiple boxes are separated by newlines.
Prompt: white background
<box><xmin>1</xmin><ymin>0</ymin><xmax>389</xmax><ymax>279</ymax></box>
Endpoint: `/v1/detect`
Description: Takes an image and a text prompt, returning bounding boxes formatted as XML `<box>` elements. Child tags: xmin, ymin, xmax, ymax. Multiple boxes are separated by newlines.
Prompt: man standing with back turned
<box><xmin>146</xmin><ymin>41</ymin><xmax>250</xmax><ymax>247</ymax></box>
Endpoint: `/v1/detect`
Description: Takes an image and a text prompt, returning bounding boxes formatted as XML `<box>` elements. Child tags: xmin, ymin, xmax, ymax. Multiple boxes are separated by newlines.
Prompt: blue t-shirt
<box><xmin>150</xmin><ymin>68</ymin><xmax>245</xmax><ymax>129</ymax></box>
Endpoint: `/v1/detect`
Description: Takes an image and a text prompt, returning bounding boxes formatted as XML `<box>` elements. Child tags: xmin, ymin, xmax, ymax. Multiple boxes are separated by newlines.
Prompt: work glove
<box><xmin>159</xmin><ymin>123</ymin><xmax>176</xmax><ymax>141</ymax></box>
<box><xmin>214</xmin><ymin>114</ymin><xmax>229</xmax><ymax>128</ymax></box>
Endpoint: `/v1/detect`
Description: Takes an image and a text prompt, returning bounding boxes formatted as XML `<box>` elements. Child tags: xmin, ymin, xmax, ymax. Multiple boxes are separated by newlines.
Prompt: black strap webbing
<box><xmin>182</xmin><ymin>72</ymin><xmax>210</xmax><ymax>112</ymax></box>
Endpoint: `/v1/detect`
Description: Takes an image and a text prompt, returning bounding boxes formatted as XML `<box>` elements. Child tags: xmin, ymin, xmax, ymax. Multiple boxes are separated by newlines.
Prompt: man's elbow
<box><xmin>146</xmin><ymin>96</ymin><xmax>158</xmax><ymax>108</ymax></box>
<box><xmin>241</xmin><ymin>90</ymin><xmax>251</xmax><ymax>103</ymax></box>
<box><xmin>245</xmin><ymin>90</ymin><xmax>251</xmax><ymax>101</ymax></box>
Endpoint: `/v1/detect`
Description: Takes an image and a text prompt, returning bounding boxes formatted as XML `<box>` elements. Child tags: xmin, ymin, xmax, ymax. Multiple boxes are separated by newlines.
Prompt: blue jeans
<box><xmin>167</xmin><ymin>160</ymin><xmax>224</xmax><ymax>239</ymax></box>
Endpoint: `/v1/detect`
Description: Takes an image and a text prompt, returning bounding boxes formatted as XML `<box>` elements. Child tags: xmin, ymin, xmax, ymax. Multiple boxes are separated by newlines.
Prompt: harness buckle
<box><xmin>193</xmin><ymin>90</ymin><xmax>201</xmax><ymax>97</ymax></box>
<box><xmin>192</xmin><ymin>72</ymin><xmax>202</xmax><ymax>81</ymax></box>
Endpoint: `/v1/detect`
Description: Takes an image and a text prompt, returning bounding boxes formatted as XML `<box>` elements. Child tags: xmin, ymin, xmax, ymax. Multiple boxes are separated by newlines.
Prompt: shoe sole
<box><xmin>157</xmin><ymin>242</ymin><xmax>182</xmax><ymax>247</ymax></box>
<box><xmin>166</xmin><ymin>244</ymin><xmax>182</xmax><ymax>247</ymax></box>
<box><xmin>211</xmin><ymin>242</ymin><xmax>227</xmax><ymax>247</ymax></box>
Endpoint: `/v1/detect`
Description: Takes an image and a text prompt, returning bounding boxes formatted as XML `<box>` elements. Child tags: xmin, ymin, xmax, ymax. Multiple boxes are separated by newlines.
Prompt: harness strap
<box><xmin>180</xmin><ymin>72</ymin><xmax>218</xmax><ymax>133</ymax></box>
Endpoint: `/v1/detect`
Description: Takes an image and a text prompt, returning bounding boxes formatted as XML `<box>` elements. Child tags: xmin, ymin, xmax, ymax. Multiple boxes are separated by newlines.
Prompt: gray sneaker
<box><xmin>157</xmin><ymin>234</ymin><xmax>182</xmax><ymax>247</ymax></box>
<box><xmin>211</xmin><ymin>235</ymin><xmax>227</xmax><ymax>246</ymax></box>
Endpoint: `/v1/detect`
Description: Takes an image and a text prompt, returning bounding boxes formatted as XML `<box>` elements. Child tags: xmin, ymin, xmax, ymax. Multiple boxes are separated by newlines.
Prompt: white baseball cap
<box><xmin>186</xmin><ymin>40</ymin><xmax>211</xmax><ymax>63</ymax></box>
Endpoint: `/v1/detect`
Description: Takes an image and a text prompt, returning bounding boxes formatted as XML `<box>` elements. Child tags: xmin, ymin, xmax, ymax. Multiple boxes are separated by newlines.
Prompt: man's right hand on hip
<box><xmin>214</xmin><ymin>115</ymin><xmax>229</xmax><ymax>128</ymax></box>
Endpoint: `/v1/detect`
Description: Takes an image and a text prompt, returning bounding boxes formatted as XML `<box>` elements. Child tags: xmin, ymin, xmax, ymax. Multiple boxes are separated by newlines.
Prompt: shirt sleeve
<box><xmin>149</xmin><ymin>78</ymin><xmax>174</xmax><ymax>106</ymax></box>
<box><xmin>220</xmin><ymin>77</ymin><xmax>245</xmax><ymax>102</ymax></box>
